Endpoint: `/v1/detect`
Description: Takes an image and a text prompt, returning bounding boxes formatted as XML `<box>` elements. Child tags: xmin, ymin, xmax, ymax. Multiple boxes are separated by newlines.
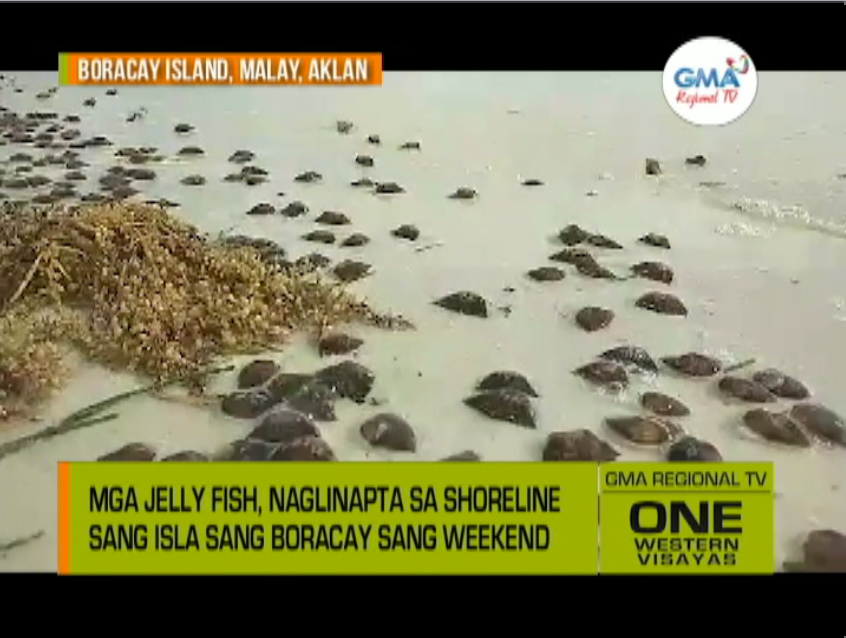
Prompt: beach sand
<box><xmin>1</xmin><ymin>71</ymin><xmax>844</xmax><ymax>571</ymax></box>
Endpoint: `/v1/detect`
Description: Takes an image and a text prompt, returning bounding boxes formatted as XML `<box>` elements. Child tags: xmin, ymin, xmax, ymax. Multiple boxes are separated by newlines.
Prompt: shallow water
<box><xmin>0</xmin><ymin>71</ymin><xmax>844</xmax><ymax>571</ymax></box>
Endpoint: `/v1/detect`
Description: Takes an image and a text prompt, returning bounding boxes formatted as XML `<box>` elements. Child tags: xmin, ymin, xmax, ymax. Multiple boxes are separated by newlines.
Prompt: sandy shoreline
<box><xmin>1</xmin><ymin>72</ymin><xmax>845</xmax><ymax>572</ymax></box>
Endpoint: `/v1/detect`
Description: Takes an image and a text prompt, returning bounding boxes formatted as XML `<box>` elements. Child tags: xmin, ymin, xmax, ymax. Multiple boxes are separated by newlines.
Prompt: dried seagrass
<box><xmin>0</xmin><ymin>202</ymin><xmax>410</xmax><ymax>417</ymax></box>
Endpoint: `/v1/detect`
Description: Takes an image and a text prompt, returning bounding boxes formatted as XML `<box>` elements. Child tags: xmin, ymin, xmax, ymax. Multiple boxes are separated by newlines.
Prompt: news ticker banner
<box><xmin>57</xmin><ymin>53</ymin><xmax>383</xmax><ymax>86</ymax></box>
<box><xmin>58</xmin><ymin>461</ymin><xmax>774</xmax><ymax>575</ymax></box>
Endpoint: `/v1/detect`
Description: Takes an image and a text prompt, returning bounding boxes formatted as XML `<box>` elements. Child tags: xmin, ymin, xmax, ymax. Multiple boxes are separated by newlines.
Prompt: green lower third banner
<box><xmin>59</xmin><ymin>462</ymin><xmax>600</xmax><ymax>575</ymax></box>
<box><xmin>58</xmin><ymin>461</ymin><xmax>773</xmax><ymax>574</ymax></box>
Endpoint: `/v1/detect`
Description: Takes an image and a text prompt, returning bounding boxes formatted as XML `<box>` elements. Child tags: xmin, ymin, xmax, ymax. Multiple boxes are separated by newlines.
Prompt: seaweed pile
<box><xmin>0</xmin><ymin>201</ymin><xmax>407</xmax><ymax>418</ymax></box>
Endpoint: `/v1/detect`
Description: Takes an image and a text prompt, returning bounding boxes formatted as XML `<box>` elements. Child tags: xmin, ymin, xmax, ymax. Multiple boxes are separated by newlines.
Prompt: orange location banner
<box><xmin>58</xmin><ymin>53</ymin><xmax>383</xmax><ymax>86</ymax></box>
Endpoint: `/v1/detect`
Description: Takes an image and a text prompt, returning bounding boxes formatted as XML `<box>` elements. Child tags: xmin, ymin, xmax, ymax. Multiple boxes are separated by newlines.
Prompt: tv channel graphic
<box><xmin>662</xmin><ymin>36</ymin><xmax>758</xmax><ymax>127</ymax></box>
<box><xmin>58</xmin><ymin>462</ymin><xmax>600</xmax><ymax>575</ymax></box>
<box><xmin>599</xmin><ymin>462</ymin><xmax>775</xmax><ymax>574</ymax></box>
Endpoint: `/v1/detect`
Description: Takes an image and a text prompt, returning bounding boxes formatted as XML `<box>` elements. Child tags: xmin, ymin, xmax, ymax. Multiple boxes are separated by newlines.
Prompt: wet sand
<box><xmin>1</xmin><ymin>72</ymin><xmax>845</xmax><ymax>571</ymax></box>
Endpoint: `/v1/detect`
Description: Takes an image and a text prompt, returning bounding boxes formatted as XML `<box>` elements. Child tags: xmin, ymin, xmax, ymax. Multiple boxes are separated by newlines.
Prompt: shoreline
<box><xmin>1</xmin><ymin>71</ymin><xmax>845</xmax><ymax>572</ymax></box>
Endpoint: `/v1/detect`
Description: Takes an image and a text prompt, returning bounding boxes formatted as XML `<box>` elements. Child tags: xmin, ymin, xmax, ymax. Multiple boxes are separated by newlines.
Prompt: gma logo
<box><xmin>674</xmin><ymin>67</ymin><xmax>742</xmax><ymax>90</ymax></box>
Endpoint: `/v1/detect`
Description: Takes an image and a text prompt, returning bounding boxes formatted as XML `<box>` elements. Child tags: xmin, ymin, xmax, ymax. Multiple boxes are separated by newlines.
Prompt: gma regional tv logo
<box><xmin>662</xmin><ymin>37</ymin><xmax>758</xmax><ymax>126</ymax></box>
